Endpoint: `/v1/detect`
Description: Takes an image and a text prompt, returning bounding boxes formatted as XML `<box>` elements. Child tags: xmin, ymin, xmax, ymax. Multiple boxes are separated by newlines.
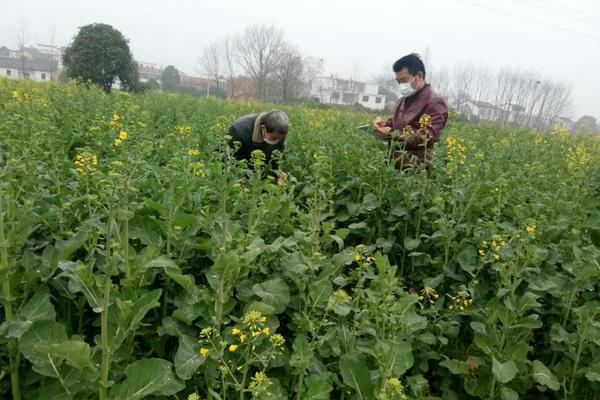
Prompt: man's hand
<box><xmin>373</xmin><ymin>117</ymin><xmax>386</xmax><ymax>128</ymax></box>
<box><xmin>373</xmin><ymin>125</ymin><xmax>392</xmax><ymax>140</ymax></box>
<box><xmin>277</xmin><ymin>172</ymin><xmax>288</xmax><ymax>187</ymax></box>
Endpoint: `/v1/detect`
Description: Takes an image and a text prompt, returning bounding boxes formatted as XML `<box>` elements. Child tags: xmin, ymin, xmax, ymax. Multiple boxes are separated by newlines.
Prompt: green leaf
<box><xmin>385</xmin><ymin>340</ymin><xmax>414</xmax><ymax>376</ymax></box>
<box><xmin>440</xmin><ymin>359</ymin><xmax>469</xmax><ymax>375</ymax></box>
<box><xmin>8</xmin><ymin>291</ymin><xmax>56</xmax><ymax>338</ymax></box>
<box><xmin>339</xmin><ymin>354</ymin><xmax>374</xmax><ymax>400</ymax></box>
<box><xmin>308</xmin><ymin>279</ymin><xmax>332</xmax><ymax>310</ymax></box>
<box><xmin>473</xmin><ymin>332</ymin><xmax>496</xmax><ymax>355</ymax></box>
<box><xmin>252</xmin><ymin>278</ymin><xmax>290</xmax><ymax>314</ymax></box>
<box><xmin>174</xmin><ymin>335</ymin><xmax>204</xmax><ymax>380</ymax></box>
<box><xmin>360</xmin><ymin>193</ymin><xmax>379</xmax><ymax>212</ymax></box>
<box><xmin>57</xmin><ymin>261</ymin><xmax>102</xmax><ymax>311</ymax></box>
<box><xmin>20</xmin><ymin>320</ymin><xmax>68</xmax><ymax>377</ymax></box>
<box><xmin>290</xmin><ymin>334</ymin><xmax>313</xmax><ymax>370</ymax></box>
<box><xmin>109</xmin><ymin>358</ymin><xmax>184</xmax><ymax>400</ymax></box>
<box><xmin>532</xmin><ymin>360</ymin><xmax>560</xmax><ymax>390</ymax></box>
<box><xmin>302</xmin><ymin>375</ymin><xmax>333</xmax><ymax>400</ymax></box>
<box><xmin>36</xmin><ymin>340</ymin><xmax>91</xmax><ymax>370</ymax></box>
<box><xmin>244</xmin><ymin>301</ymin><xmax>276</xmax><ymax>316</ymax></box>
<box><xmin>404</xmin><ymin>238</ymin><xmax>420</xmax><ymax>251</ymax></box>
<box><xmin>110</xmin><ymin>289</ymin><xmax>162</xmax><ymax>350</ymax></box>
<box><xmin>500</xmin><ymin>386</ymin><xmax>519</xmax><ymax>400</ymax></box>
<box><xmin>457</xmin><ymin>245</ymin><xmax>477</xmax><ymax>273</ymax></box>
<box><xmin>585</xmin><ymin>370</ymin><xmax>600</xmax><ymax>382</ymax></box>
<box><xmin>145</xmin><ymin>256</ymin><xmax>199</xmax><ymax>301</ymax></box>
<box><xmin>492</xmin><ymin>357</ymin><xmax>518</xmax><ymax>384</ymax></box>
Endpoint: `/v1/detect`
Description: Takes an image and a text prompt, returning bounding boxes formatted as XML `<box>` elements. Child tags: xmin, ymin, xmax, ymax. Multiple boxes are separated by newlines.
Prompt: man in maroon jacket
<box><xmin>373</xmin><ymin>53</ymin><xmax>448</xmax><ymax>170</ymax></box>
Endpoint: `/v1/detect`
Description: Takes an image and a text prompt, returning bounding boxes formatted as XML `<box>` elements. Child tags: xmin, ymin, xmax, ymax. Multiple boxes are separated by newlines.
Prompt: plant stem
<box><xmin>1</xmin><ymin>193</ymin><xmax>21</xmax><ymax>400</ymax></box>
<box><xmin>99</xmin><ymin>213</ymin><xmax>114</xmax><ymax>400</ymax></box>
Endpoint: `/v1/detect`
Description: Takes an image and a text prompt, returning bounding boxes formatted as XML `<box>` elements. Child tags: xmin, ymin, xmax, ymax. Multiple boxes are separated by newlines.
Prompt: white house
<box><xmin>137</xmin><ymin>61</ymin><xmax>163</xmax><ymax>83</ymax></box>
<box><xmin>311</xmin><ymin>76</ymin><xmax>386</xmax><ymax>110</ymax></box>
<box><xmin>458</xmin><ymin>100</ymin><xmax>504</xmax><ymax>122</ymax></box>
<box><xmin>0</xmin><ymin>46</ymin><xmax>59</xmax><ymax>81</ymax></box>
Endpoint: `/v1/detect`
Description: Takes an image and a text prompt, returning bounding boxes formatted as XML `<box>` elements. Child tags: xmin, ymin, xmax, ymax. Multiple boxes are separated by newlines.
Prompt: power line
<box><xmin>455</xmin><ymin>0</ymin><xmax>600</xmax><ymax>41</ymax></box>
<box><xmin>508</xmin><ymin>0</ymin><xmax>600</xmax><ymax>27</ymax></box>
<box><xmin>534</xmin><ymin>0</ymin><xmax>600</xmax><ymax>21</ymax></box>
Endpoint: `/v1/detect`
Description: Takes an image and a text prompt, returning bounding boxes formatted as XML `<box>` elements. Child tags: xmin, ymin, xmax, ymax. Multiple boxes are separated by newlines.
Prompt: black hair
<box><xmin>392</xmin><ymin>53</ymin><xmax>426</xmax><ymax>78</ymax></box>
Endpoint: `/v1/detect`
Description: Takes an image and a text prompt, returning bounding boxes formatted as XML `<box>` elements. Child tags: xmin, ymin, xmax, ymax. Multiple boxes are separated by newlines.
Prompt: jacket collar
<box><xmin>252</xmin><ymin>112</ymin><xmax>268</xmax><ymax>143</ymax></box>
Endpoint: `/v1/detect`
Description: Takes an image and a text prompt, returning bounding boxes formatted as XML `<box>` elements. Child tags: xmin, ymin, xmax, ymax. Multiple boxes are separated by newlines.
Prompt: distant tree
<box><xmin>146</xmin><ymin>78</ymin><xmax>160</xmax><ymax>90</ymax></box>
<box><xmin>573</xmin><ymin>116</ymin><xmax>599</xmax><ymax>134</ymax></box>
<box><xmin>198</xmin><ymin>43</ymin><xmax>224</xmax><ymax>95</ymax></box>
<box><xmin>138</xmin><ymin>78</ymin><xmax>160</xmax><ymax>92</ymax></box>
<box><xmin>63</xmin><ymin>23</ymin><xmax>139</xmax><ymax>93</ymax></box>
<box><xmin>235</xmin><ymin>25</ymin><xmax>285</xmax><ymax>100</ymax></box>
<box><xmin>161</xmin><ymin>65</ymin><xmax>180</xmax><ymax>92</ymax></box>
<box><xmin>273</xmin><ymin>44</ymin><xmax>304</xmax><ymax>102</ymax></box>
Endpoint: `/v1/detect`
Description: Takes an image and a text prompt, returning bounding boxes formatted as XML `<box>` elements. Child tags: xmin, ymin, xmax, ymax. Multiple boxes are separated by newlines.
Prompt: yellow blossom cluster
<box><xmin>448</xmin><ymin>291</ymin><xmax>473</xmax><ymax>311</ymax></box>
<box><xmin>177</xmin><ymin>125</ymin><xmax>192</xmax><ymax>135</ymax></box>
<box><xmin>191</xmin><ymin>161</ymin><xmax>206</xmax><ymax>177</ymax></box>
<box><xmin>114</xmin><ymin>130</ymin><xmax>128</xmax><ymax>146</ymax></box>
<box><xmin>74</xmin><ymin>152</ymin><xmax>98</xmax><ymax>172</ymax></box>
<box><xmin>479</xmin><ymin>234</ymin><xmax>507</xmax><ymax>261</ymax></box>
<box><xmin>418</xmin><ymin>286</ymin><xmax>439</xmax><ymax>309</ymax></box>
<box><xmin>109</xmin><ymin>113</ymin><xmax>120</xmax><ymax>128</ymax></box>
<box><xmin>353</xmin><ymin>253</ymin><xmax>373</xmax><ymax>264</ymax></box>
<box><xmin>552</xmin><ymin>122</ymin><xmax>569</xmax><ymax>137</ymax></box>
<box><xmin>419</xmin><ymin>113</ymin><xmax>431</xmax><ymax>129</ymax></box>
<box><xmin>566</xmin><ymin>144</ymin><xmax>592</xmax><ymax>172</ymax></box>
<box><xmin>446</xmin><ymin>136</ymin><xmax>467</xmax><ymax>167</ymax></box>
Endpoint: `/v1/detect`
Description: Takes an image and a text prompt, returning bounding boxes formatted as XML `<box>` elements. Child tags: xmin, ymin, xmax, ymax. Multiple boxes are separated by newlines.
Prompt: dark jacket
<box><xmin>228</xmin><ymin>113</ymin><xmax>285</xmax><ymax>171</ymax></box>
<box><xmin>385</xmin><ymin>84</ymin><xmax>448</xmax><ymax>169</ymax></box>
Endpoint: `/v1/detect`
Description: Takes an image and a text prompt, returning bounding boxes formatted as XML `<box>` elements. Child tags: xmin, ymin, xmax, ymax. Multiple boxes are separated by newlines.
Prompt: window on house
<box><xmin>331</xmin><ymin>91</ymin><xmax>340</xmax><ymax>100</ymax></box>
<box><xmin>362</xmin><ymin>95</ymin><xmax>369</xmax><ymax>102</ymax></box>
<box><xmin>41</xmin><ymin>73</ymin><xmax>47</xmax><ymax>80</ymax></box>
<box><xmin>375</xmin><ymin>97</ymin><xmax>382</xmax><ymax>104</ymax></box>
<box><xmin>6</xmin><ymin>70</ymin><xmax>11</xmax><ymax>76</ymax></box>
<box><xmin>24</xmin><ymin>72</ymin><xmax>30</xmax><ymax>79</ymax></box>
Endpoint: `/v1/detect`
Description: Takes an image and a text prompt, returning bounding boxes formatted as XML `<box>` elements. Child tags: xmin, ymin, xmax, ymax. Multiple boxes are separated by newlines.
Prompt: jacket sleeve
<box><xmin>398</xmin><ymin>98</ymin><xmax>448</xmax><ymax>150</ymax></box>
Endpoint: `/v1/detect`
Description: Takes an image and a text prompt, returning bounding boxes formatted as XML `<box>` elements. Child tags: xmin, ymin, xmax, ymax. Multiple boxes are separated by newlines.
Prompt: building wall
<box><xmin>311</xmin><ymin>82</ymin><xmax>385</xmax><ymax>110</ymax></box>
<box><xmin>2</xmin><ymin>67</ymin><xmax>50</xmax><ymax>81</ymax></box>
<box><xmin>357</xmin><ymin>93</ymin><xmax>385</xmax><ymax>110</ymax></box>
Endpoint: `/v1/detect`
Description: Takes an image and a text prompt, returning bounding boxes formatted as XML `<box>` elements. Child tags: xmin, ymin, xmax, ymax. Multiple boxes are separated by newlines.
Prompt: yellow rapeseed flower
<box><xmin>419</xmin><ymin>113</ymin><xmax>431</xmax><ymax>128</ymax></box>
<box><xmin>199</xmin><ymin>348</ymin><xmax>209</xmax><ymax>357</ymax></box>
<box><xmin>262</xmin><ymin>327</ymin><xmax>270</xmax><ymax>336</ymax></box>
<box><xmin>526</xmin><ymin>225</ymin><xmax>536</xmax><ymax>233</ymax></box>
<box><xmin>188</xmin><ymin>148</ymin><xmax>201</xmax><ymax>157</ymax></box>
<box><xmin>232</xmin><ymin>328</ymin><xmax>241</xmax><ymax>335</ymax></box>
<box><xmin>119</xmin><ymin>130</ymin><xmax>128</xmax><ymax>140</ymax></box>
<box><xmin>114</xmin><ymin>138</ymin><xmax>122</xmax><ymax>146</ymax></box>
<box><xmin>187</xmin><ymin>393</ymin><xmax>200</xmax><ymax>400</ymax></box>
<box><xmin>228</xmin><ymin>344</ymin><xmax>238</xmax><ymax>352</ymax></box>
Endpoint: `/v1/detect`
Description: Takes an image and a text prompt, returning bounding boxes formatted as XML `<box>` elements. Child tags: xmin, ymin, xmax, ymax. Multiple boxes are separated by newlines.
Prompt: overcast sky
<box><xmin>2</xmin><ymin>0</ymin><xmax>599</xmax><ymax>120</ymax></box>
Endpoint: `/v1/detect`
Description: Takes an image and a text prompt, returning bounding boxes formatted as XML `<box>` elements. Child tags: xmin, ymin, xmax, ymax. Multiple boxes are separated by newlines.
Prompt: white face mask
<box><xmin>264</xmin><ymin>138</ymin><xmax>280</xmax><ymax>145</ymax></box>
<box><xmin>398</xmin><ymin>77</ymin><xmax>417</xmax><ymax>97</ymax></box>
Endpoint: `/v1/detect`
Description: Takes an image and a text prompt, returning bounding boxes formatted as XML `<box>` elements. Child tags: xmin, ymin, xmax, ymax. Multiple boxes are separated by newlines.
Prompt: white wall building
<box><xmin>0</xmin><ymin>46</ymin><xmax>58</xmax><ymax>82</ymax></box>
<box><xmin>311</xmin><ymin>76</ymin><xmax>386</xmax><ymax>110</ymax></box>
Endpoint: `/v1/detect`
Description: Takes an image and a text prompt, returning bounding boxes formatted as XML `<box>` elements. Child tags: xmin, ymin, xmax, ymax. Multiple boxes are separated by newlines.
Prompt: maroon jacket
<box><xmin>385</xmin><ymin>84</ymin><xmax>448</xmax><ymax>169</ymax></box>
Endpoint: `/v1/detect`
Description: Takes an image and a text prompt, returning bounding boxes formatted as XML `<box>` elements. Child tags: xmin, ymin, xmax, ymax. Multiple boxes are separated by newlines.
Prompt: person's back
<box><xmin>227</xmin><ymin>110</ymin><xmax>289</xmax><ymax>181</ymax></box>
